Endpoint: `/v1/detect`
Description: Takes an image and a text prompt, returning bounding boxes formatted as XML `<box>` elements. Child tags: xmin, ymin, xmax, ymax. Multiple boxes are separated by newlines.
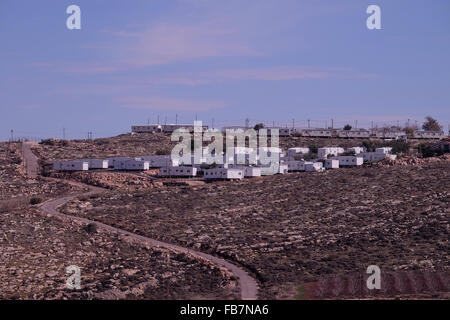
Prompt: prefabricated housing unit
<box><xmin>375</xmin><ymin>147</ymin><xmax>393</xmax><ymax>154</ymax></box>
<box><xmin>106</xmin><ymin>157</ymin><xmax>133</xmax><ymax>168</ymax></box>
<box><xmin>333</xmin><ymin>156</ymin><xmax>363</xmax><ymax>166</ymax></box>
<box><xmin>258</xmin><ymin>163</ymin><xmax>288</xmax><ymax>175</ymax></box>
<box><xmin>114</xmin><ymin>159</ymin><xmax>150</xmax><ymax>171</ymax></box>
<box><xmin>139</xmin><ymin>155</ymin><xmax>179</xmax><ymax>168</ymax></box>
<box><xmin>324</xmin><ymin>159</ymin><xmax>339</xmax><ymax>169</ymax></box>
<box><xmin>412</xmin><ymin>130</ymin><xmax>445</xmax><ymax>139</ymax></box>
<box><xmin>53</xmin><ymin>160</ymin><xmax>89</xmax><ymax>171</ymax></box>
<box><xmin>337</xmin><ymin>129</ymin><xmax>371</xmax><ymax>139</ymax></box>
<box><xmin>287</xmin><ymin>147</ymin><xmax>310</xmax><ymax>159</ymax></box>
<box><xmin>285</xmin><ymin>160</ymin><xmax>309</xmax><ymax>172</ymax></box>
<box><xmin>159</xmin><ymin>166</ymin><xmax>198</xmax><ymax>177</ymax></box>
<box><xmin>203</xmin><ymin>168</ymin><xmax>244</xmax><ymax>180</ymax></box>
<box><xmin>81</xmin><ymin>159</ymin><xmax>109</xmax><ymax>169</ymax></box>
<box><xmin>357</xmin><ymin>152</ymin><xmax>397</xmax><ymax>163</ymax></box>
<box><xmin>346</xmin><ymin>146</ymin><xmax>366</xmax><ymax>154</ymax></box>
<box><xmin>266</xmin><ymin>127</ymin><xmax>291</xmax><ymax>137</ymax></box>
<box><xmin>228</xmin><ymin>165</ymin><xmax>262</xmax><ymax>178</ymax></box>
<box><xmin>300</xmin><ymin>128</ymin><xmax>333</xmax><ymax>138</ymax></box>
<box><xmin>318</xmin><ymin>147</ymin><xmax>345</xmax><ymax>159</ymax></box>
<box><xmin>305</xmin><ymin>162</ymin><xmax>324</xmax><ymax>172</ymax></box>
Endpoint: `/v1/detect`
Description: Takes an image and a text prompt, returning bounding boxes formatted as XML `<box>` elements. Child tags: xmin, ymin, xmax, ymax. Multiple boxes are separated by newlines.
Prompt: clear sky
<box><xmin>1</xmin><ymin>0</ymin><xmax>449</xmax><ymax>140</ymax></box>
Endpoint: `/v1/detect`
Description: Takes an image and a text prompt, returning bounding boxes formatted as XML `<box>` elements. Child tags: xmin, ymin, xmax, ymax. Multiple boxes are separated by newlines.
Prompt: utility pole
<box><xmin>355</xmin><ymin>120</ymin><xmax>358</xmax><ymax>129</ymax></box>
<box><xmin>212</xmin><ymin>118</ymin><xmax>214</xmax><ymax>129</ymax></box>
<box><xmin>157</xmin><ymin>115</ymin><xmax>160</xmax><ymax>124</ymax></box>
<box><xmin>63</xmin><ymin>128</ymin><xmax>66</xmax><ymax>140</ymax></box>
<box><xmin>147</xmin><ymin>118</ymin><xmax>150</xmax><ymax>125</ymax></box>
<box><xmin>176</xmin><ymin>114</ymin><xmax>178</xmax><ymax>125</ymax></box>
<box><xmin>164</xmin><ymin>116</ymin><xmax>167</xmax><ymax>125</ymax></box>
<box><xmin>371</xmin><ymin>121</ymin><xmax>374</xmax><ymax>135</ymax></box>
<box><xmin>195</xmin><ymin>114</ymin><xmax>198</xmax><ymax>121</ymax></box>
<box><xmin>331</xmin><ymin>119</ymin><xmax>334</xmax><ymax>129</ymax></box>
<box><xmin>307</xmin><ymin>119</ymin><xmax>310</xmax><ymax>129</ymax></box>
<box><xmin>292</xmin><ymin>119</ymin><xmax>295</xmax><ymax>130</ymax></box>
<box><xmin>245</xmin><ymin>118</ymin><xmax>249</xmax><ymax>129</ymax></box>
<box><xmin>10</xmin><ymin>129</ymin><xmax>14</xmax><ymax>142</ymax></box>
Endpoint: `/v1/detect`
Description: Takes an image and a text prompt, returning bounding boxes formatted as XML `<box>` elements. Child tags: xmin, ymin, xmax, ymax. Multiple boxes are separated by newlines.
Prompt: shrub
<box><xmin>343</xmin><ymin>124</ymin><xmax>352</xmax><ymax>131</ymax></box>
<box><xmin>40</xmin><ymin>139</ymin><xmax>56</xmax><ymax>146</ymax></box>
<box><xmin>84</xmin><ymin>223</ymin><xmax>98</xmax><ymax>234</ymax></box>
<box><xmin>388</xmin><ymin>140</ymin><xmax>410</xmax><ymax>154</ymax></box>
<box><xmin>308</xmin><ymin>145</ymin><xmax>319</xmax><ymax>154</ymax></box>
<box><xmin>30</xmin><ymin>197</ymin><xmax>43</xmax><ymax>205</ymax></box>
<box><xmin>155</xmin><ymin>148</ymin><xmax>171</xmax><ymax>155</ymax></box>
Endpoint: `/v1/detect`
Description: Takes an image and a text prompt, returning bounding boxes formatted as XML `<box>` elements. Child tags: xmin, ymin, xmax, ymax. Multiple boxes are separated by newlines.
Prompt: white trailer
<box><xmin>375</xmin><ymin>147</ymin><xmax>393</xmax><ymax>154</ymax></box>
<box><xmin>106</xmin><ymin>157</ymin><xmax>133</xmax><ymax>168</ymax></box>
<box><xmin>53</xmin><ymin>160</ymin><xmax>89</xmax><ymax>171</ymax></box>
<box><xmin>203</xmin><ymin>168</ymin><xmax>243</xmax><ymax>180</ymax></box>
<box><xmin>324</xmin><ymin>159</ymin><xmax>339</xmax><ymax>169</ymax></box>
<box><xmin>287</xmin><ymin>147</ymin><xmax>310</xmax><ymax>159</ymax></box>
<box><xmin>138</xmin><ymin>155</ymin><xmax>180</xmax><ymax>168</ymax></box>
<box><xmin>412</xmin><ymin>130</ymin><xmax>445</xmax><ymax>139</ymax></box>
<box><xmin>357</xmin><ymin>152</ymin><xmax>397</xmax><ymax>162</ymax></box>
<box><xmin>300</xmin><ymin>129</ymin><xmax>333</xmax><ymax>137</ymax></box>
<box><xmin>346</xmin><ymin>147</ymin><xmax>366</xmax><ymax>154</ymax></box>
<box><xmin>337</xmin><ymin>129</ymin><xmax>370</xmax><ymax>138</ymax></box>
<box><xmin>305</xmin><ymin>162</ymin><xmax>324</xmax><ymax>172</ymax></box>
<box><xmin>114</xmin><ymin>159</ymin><xmax>150</xmax><ymax>171</ymax></box>
<box><xmin>228</xmin><ymin>165</ymin><xmax>262</xmax><ymax>178</ymax></box>
<box><xmin>159</xmin><ymin>166</ymin><xmax>197</xmax><ymax>177</ymax></box>
<box><xmin>81</xmin><ymin>159</ymin><xmax>109</xmax><ymax>169</ymax></box>
<box><xmin>333</xmin><ymin>156</ymin><xmax>363</xmax><ymax>166</ymax></box>
<box><xmin>318</xmin><ymin>147</ymin><xmax>345</xmax><ymax>159</ymax></box>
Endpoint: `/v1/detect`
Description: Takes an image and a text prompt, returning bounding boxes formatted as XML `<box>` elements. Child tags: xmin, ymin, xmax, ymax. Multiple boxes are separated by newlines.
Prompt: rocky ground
<box><xmin>0</xmin><ymin>142</ymin><xmax>82</xmax><ymax>202</ymax></box>
<box><xmin>33</xmin><ymin>133</ymin><xmax>174</xmax><ymax>163</ymax></box>
<box><xmin>0</xmin><ymin>206</ymin><xmax>237</xmax><ymax>300</ymax></box>
<box><xmin>61</xmin><ymin>158</ymin><xmax>450</xmax><ymax>299</ymax></box>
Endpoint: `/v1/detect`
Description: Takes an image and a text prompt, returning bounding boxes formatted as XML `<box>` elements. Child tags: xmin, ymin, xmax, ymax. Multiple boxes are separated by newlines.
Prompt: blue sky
<box><xmin>1</xmin><ymin>0</ymin><xmax>449</xmax><ymax>140</ymax></box>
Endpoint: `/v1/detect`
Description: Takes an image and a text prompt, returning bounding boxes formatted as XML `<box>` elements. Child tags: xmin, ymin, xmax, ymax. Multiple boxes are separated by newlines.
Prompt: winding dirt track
<box><xmin>24</xmin><ymin>143</ymin><xmax>258</xmax><ymax>299</ymax></box>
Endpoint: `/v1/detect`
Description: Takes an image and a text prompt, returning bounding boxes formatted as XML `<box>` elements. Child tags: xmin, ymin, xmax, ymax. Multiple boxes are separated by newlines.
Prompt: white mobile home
<box><xmin>203</xmin><ymin>168</ymin><xmax>243</xmax><ymax>180</ymax></box>
<box><xmin>114</xmin><ymin>159</ymin><xmax>150</xmax><ymax>171</ymax></box>
<box><xmin>287</xmin><ymin>147</ymin><xmax>310</xmax><ymax>159</ymax></box>
<box><xmin>318</xmin><ymin>147</ymin><xmax>345</xmax><ymax>159</ymax></box>
<box><xmin>375</xmin><ymin>147</ymin><xmax>392</xmax><ymax>154</ymax></box>
<box><xmin>138</xmin><ymin>155</ymin><xmax>180</xmax><ymax>168</ymax></box>
<box><xmin>305</xmin><ymin>162</ymin><xmax>324</xmax><ymax>172</ymax></box>
<box><xmin>285</xmin><ymin>160</ymin><xmax>309</xmax><ymax>172</ymax></box>
<box><xmin>412</xmin><ymin>130</ymin><xmax>445</xmax><ymax>139</ymax></box>
<box><xmin>53</xmin><ymin>160</ymin><xmax>89</xmax><ymax>171</ymax></box>
<box><xmin>337</xmin><ymin>129</ymin><xmax>370</xmax><ymax>139</ymax></box>
<box><xmin>131</xmin><ymin>125</ymin><xmax>162</xmax><ymax>133</ymax></box>
<box><xmin>333</xmin><ymin>156</ymin><xmax>363</xmax><ymax>166</ymax></box>
<box><xmin>324</xmin><ymin>159</ymin><xmax>339</xmax><ymax>169</ymax></box>
<box><xmin>357</xmin><ymin>152</ymin><xmax>397</xmax><ymax>163</ymax></box>
<box><xmin>346</xmin><ymin>147</ymin><xmax>366</xmax><ymax>154</ymax></box>
<box><xmin>266</xmin><ymin>127</ymin><xmax>291</xmax><ymax>137</ymax></box>
<box><xmin>300</xmin><ymin>128</ymin><xmax>333</xmax><ymax>138</ymax></box>
<box><xmin>228</xmin><ymin>165</ymin><xmax>262</xmax><ymax>178</ymax></box>
<box><xmin>106</xmin><ymin>157</ymin><xmax>133</xmax><ymax>168</ymax></box>
<box><xmin>81</xmin><ymin>159</ymin><xmax>109</xmax><ymax>169</ymax></box>
<box><xmin>159</xmin><ymin>166</ymin><xmax>197</xmax><ymax>177</ymax></box>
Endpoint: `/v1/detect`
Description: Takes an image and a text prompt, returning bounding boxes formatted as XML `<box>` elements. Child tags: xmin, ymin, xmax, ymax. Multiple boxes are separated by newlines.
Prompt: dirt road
<box><xmin>28</xmin><ymin>144</ymin><xmax>258</xmax><ymax>299</ymax></box>
<box><xmin>21</xmin><ymin>142</ymin><xmax>39</xmax><ymax>178</ymax></box>
<box><xmin>39</xmin><ymin>189</ymin><xmax>258</xmax><ymax>299</ymax></box>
